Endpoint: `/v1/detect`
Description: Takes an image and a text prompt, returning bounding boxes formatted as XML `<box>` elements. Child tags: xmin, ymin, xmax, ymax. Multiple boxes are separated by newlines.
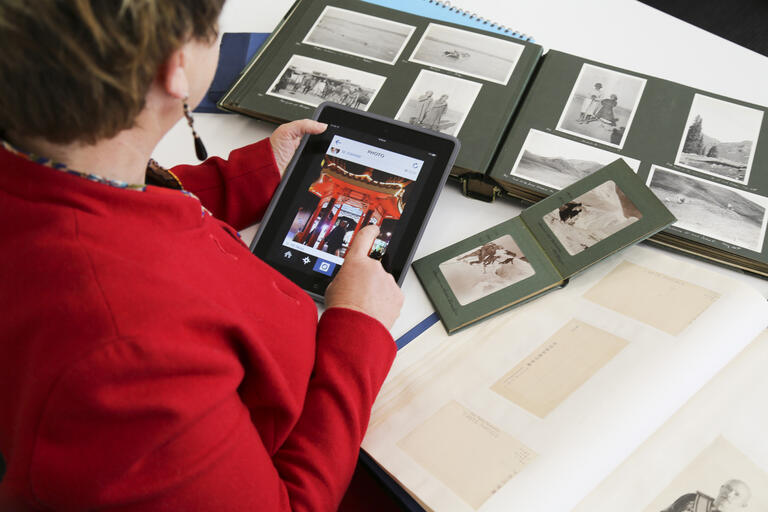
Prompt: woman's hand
<box><xmin>325</xmin><ymin>225</ymin><xmax>404</xmax><ymax>330</ymax></box>
<box><xmin>269</xmin><ymin>119</ymin><xmax>327</xmax><ymax>175</ymax></box>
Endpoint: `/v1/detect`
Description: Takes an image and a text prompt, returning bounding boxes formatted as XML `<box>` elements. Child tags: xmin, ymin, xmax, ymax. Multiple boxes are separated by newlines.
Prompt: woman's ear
<box><xmin>159</xmin><ymin>48</ymin><xmax>190</xmax><ymax>99</ymax></box>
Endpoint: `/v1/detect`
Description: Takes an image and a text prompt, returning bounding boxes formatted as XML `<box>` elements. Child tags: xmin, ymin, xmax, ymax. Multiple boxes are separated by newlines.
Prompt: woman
<box><xmin>423</xmin><ymin>94</ymin><xmax>449</xmax><ymax>131</ymax></box>
<box><xmin>0</xmin><ymin>2</ymin><xmax>403</xmax><ymax>511</ymax></box>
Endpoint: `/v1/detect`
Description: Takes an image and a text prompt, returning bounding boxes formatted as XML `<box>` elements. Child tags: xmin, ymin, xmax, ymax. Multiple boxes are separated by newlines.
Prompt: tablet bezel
<box><xmin>250</xmin><ymin>102</ymin><xmax>460</xmax><ymax>301</ymax></box>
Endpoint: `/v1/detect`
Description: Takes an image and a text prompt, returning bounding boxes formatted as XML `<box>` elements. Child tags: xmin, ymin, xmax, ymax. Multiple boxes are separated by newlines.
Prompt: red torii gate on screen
<box><xmin>294</xmin><ymin>159</ymin><xmax>407</xmax><ymax>250</ymax></box>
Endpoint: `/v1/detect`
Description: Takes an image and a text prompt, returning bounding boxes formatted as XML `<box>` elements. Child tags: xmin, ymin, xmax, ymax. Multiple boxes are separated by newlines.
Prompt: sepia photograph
<box><xmin>509</xmin><ymin>129</ymin><xmax>641</xmax><ymax>189</ymax></box>
<box><xmin>543</xmin><ymin>180</ymin><xmax>642</xmax><ymax>256</ymax></box>
<box><xmin>408</xmin><ymin>23</ymin><xmax>524</xmax><ymax>85</ymax></box>
<box><xmin>556</xmin><ymin>64</ymin><xmax>647</xmax><ymax>149</ymax></box>
<box><xmin>395</xmin><ymin>69</ymin><xmax>482</xmax><ymax>136</ymax></box>
<box><xmin>439</xmin><ymin>235</ymin><xmax>535</xmax><ymax>306</ymax></box>
<box><xmin>675</xmin><ymin>94</ymin><xmax>764</xmax><ymax>184</ymax></box>
<box><xmin>302</xmin><ymin>6</ymin><xmax>416</xmax><ymax>65</ymax></box>
<box><xmin>266</xmin><ymin>54</ymin><xmax>387</xmax><ymax>109</ymax></box>
<box><xmin>647</xmin><ymin>165</ymin><xmax>768</xmax><ymax>253</ymax></box>
<box><xmin>643</xmin><ymin>437</ymin><xmax>768</xmax><ymax>512</ymax></box>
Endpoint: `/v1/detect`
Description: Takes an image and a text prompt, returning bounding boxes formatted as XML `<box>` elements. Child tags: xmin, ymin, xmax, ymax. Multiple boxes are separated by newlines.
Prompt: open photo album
<box><xmin>412</xmin><ymin>160</ymin><xmax>676</xmax><ymax>333</ymax></box>
<box><xmin>218</xmin><ymin>0</ymin><xmax>768</xmax><ymax>278</ymax></box>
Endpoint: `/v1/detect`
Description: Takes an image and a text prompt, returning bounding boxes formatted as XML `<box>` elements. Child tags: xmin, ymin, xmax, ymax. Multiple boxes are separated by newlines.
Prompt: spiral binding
<box><xmin>426</xmin><ymin>0</ymin><xmax>533</xmax><ymax>41</ymax></box>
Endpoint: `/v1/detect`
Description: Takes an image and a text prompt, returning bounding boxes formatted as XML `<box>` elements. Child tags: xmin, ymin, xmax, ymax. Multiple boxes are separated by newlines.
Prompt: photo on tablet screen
<box><xmin>282</xmin><ymin>135</ymin><xmax>421</xmax><ymax>266</ymax></box>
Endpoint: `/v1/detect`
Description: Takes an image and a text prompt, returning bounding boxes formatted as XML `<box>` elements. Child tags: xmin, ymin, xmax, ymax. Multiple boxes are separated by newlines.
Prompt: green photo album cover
<box><xmin>413</xmin><ymin>160</ymin><xmax>676</xmax><ymax>333</ymax></box>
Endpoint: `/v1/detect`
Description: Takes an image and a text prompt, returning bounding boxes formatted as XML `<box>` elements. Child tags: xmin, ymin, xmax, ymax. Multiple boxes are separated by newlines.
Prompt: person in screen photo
<box><xmin>323</xmin><ymin>219</ymin><xmax>351</xmax><ymax>256</ymax></box>
<box><xmin>0</xmin><ymin>2</ymin><xmax>404</xmax><ymax>511</ymax></box>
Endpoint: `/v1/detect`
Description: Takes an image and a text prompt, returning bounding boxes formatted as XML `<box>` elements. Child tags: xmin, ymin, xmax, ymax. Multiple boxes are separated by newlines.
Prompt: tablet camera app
<box><xmin>282</xmin><ymin>135</ymin><xmax>423</xmax><ymax>274</ymax></box>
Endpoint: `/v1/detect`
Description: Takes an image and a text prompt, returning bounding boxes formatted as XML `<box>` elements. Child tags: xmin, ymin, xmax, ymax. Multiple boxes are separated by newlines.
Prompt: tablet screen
<box><xmin>252</xmin><ymin>105</ymin><xmax>457</xmax><ymax>298</ymax></box>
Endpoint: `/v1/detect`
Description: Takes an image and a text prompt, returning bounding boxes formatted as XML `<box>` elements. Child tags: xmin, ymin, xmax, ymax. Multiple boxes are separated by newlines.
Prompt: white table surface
<box><xmin>153</xmin><ymin>0</ymin><xmax>768</xmax><ymax>339</ymax></box>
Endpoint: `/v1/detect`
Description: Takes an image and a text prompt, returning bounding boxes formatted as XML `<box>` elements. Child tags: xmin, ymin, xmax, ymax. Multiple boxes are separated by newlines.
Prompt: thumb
<box><xmin>346</xmin><ymin>224</ymin><xmax>379</xmax><ymax>259</ymax></box>
<box><xmin>290</xmin><ymin>119</ymin><xmax>327</xmax><ymax>137</ymax></box>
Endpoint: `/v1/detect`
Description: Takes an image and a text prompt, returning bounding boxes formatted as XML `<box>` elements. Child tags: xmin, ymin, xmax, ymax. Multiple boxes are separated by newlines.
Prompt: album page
<box><xmin>574</xmin><ymin>329</ymin><xmax>768</xmax><ymax>512</ymax></box>
<box><xmin>218</xmin><ymin>0</ymin><xmax>542</xmax><ymax>174</ymax></box>
<box><xmin>362</xmin><ymin>245</ymin><xmax>768</xmax><ymax>512</ymax></box>
<box><xmin>488</xmin><ymin>50</ymin><xmax>768</xmax><ymax>274</ymax></box>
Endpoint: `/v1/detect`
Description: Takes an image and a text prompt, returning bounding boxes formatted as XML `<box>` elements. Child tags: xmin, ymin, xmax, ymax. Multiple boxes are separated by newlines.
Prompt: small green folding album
<box><xmin>413</xmin><ymin>160</ymin><xmax>676</xmax><ymax>333</ymax></box>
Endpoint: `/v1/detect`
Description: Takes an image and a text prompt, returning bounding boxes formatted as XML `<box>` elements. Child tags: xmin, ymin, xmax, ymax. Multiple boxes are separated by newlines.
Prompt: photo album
<box><xmin>412</xmin><ymin>160</ymin><xmax>675</xmax><ymax>333</ymax></box>
<box><xmin>218</xmin><ymin>0</ymin><xmax>768</xmax><ymax>278</ymax></box>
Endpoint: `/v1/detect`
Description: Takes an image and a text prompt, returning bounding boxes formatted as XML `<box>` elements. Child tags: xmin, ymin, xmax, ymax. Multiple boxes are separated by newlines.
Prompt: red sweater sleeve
<box><xmin>169</xmin><ymin>139</ymin><xmax>281</xmax><ymax>230</ymax></box>
<box><xmin>272</xmin><ymin>308</ymin><xmax>397</xmax><ymax>510</ymax></box>
<box><xmin>29</xmin><ymin>310</ymin><xmax>396</xmax><ymax>511</ymax></box>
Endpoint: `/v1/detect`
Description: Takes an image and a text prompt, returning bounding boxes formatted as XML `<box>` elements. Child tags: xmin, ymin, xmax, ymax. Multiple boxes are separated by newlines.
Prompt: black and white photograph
<box><xmin>543</xmin><ymin>180</ymin><xmax>642</xmax><ymax>256</ymax></box>
<box><xmin>439</xmin><ymin>235</ymin><xmax>536</xmax><ymax>306</ymax></box>
<box><xmin>647</xmin><ymin>165</ymin><xmax>768</xmax><ymax>253</ymax></box>
<box><xmin>509</xmin><ymin>129</ymin><xmax>641</xmax><ymax>189</ymax></box>
<box><xmin>674</xmin><ymin>94</ymin><xmax>763</xmax><ymax>184</ymax></box>
<box><xmin>266</xmin><ymin>54</ymin><xmax>386</xmax><ymax>109</ymax></box>
<box><xmin>394</xmin><ymin>69</ymin><xmax>482</xmax><ymax>137</ymax></box>
<box><xmin>643</xmin><ymin>437</ymin><xmax>768</xmax><ymax>512</ymax></box>
<box><xmin>408</xmin><ymin>23</ymin><xmax>524</xmax><ymax>85</ymax></box>
<box><xmin>302</xmin><ymin>6</ymin><xmax>416</xmax><ymax>65</ymax></box>
<box><xmin>556</xmin><ymin>64</ymin><xmax>647</xmax><ymax>149</ymax></box>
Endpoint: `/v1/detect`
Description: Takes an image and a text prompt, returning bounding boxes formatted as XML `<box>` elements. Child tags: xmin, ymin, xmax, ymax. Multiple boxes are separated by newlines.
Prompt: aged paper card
<box><xmin>397</xmin><ymin>400</ymin><xmax>536</xmax><ymax>509</ymax></box>
<box><xmin>491</xmin><ymin>319</ymin><xmax>628</xmax><ymax>418</ymax></box>
<box><xmin>583</xmin><ymin>260</ymin><xmax>720</xmax><ymax>335</ymax></box>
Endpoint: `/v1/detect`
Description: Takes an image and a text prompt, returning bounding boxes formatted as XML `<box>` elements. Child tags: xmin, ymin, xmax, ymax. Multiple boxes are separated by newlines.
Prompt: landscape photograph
<box><xmin>302</xmin><ymin>6</ymin><xmax>416</xmax><ymax>65</ymax></box>
<box><xmin>408</xmin><ymin>23</ymin><xmax>524</xmax><ymax>85</ymax></box>
<box><xmin>543</xmin><ymin>180</ymin><xmax>642</xmax><ymax>256</ymax></box>
<box><xmin>439</xmin><ymin>235</ymin><xmax>535</xmax><ymax>305</ymax></box>
<box><xmin>509</xmin><ymin>129</ymin><xmax>640</xmax><ymax>190</ymax></box>
<box><xmin>556</xmin><ymin>63</ymin><xmax>647</xmax><ymax>149</ymax></box>
<box><xmin>675</xmin><ymin>94</ymin><xmax>764</xmax><ymax>184</ymax></box>
<box><xmin>647</xmin><ymin>165</ymin><xmax>768</xmax><ymax>253</ymax></box>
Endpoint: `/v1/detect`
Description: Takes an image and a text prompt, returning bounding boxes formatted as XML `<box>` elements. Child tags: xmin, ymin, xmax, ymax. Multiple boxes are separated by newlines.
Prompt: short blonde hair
<box><xmin>0</xmin><ymin>0</ymin><xmax>225</xmax><ymax>144</ymax></box>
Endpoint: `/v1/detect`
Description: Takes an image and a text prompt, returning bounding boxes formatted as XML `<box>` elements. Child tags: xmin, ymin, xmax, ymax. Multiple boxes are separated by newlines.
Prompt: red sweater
<box><xmin>0</xmin><ymin>140</ymin><xmax>396</xmax><ymax>511</ymax></box>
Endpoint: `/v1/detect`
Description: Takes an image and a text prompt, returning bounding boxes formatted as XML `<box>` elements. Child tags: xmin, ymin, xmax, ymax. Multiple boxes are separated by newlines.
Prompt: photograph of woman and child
<box><xmin>557</xmin><ymin>63</ymin><xmax>647</xmax><ymax>149</ymax></box>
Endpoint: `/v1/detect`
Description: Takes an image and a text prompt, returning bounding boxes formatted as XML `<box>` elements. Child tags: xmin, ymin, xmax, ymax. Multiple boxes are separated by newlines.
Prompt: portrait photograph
<box><xmin>394</xmin><ymin>69</ymin><xmax>482</xmax><ymax>137</ymax></box>
<box><xmin>642</xmin><ymin>437</ymin><xmax>768</xmax><ymax>512</ymax></box>
<box><xmin>439</xmin><ymin>235</ymin><xmax>535</xmax><ymax>306</ymax></box>
<box><xmin>543</xmin><ymin>180</ymin><xmax>642</xmax><ymax>256</ymax></box>
<box><xmin>556</xmin><ymin>63</ymin><xmax>647</xmax><ymax>149</ymax></box>
<box><xmin>266</xmin><ymin>54</ymin><xmax>387</xmax><ymax>109</ymax></box>
<box><xmin>408</xmin><ymin>23</ymin><xmax>524</xmax><ymax>85</ymax></box>
<box><xmin>675</xmin><ymin>94</ymin><xmax>764</xmax><ymax>184</ymax></box>
<box><xmin>647</xmin><ymin>165</ymin><xmax>768</xmax><ymax>253</ymax></box>
<box><xmin>302</xmin><ymin>6</ymin><xmax>416</xmax><ymax>65</ymax></box>
<box><xmin>509</xmin><ymin>129</ymin><xmax>641</xmax><ymax>189</ymax></box>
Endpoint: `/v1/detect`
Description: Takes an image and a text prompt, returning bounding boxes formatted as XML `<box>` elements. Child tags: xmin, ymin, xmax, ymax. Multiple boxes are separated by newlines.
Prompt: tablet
<box><xmin>251</xmin><ymin>102</ymin><xmax>460</xmax><ymax>300</ymax></box>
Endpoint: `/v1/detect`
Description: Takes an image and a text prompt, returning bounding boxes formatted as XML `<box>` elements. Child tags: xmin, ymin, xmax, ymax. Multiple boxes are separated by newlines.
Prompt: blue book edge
<box><xmin>195</xmin><ymin>32</ymin><xmax>270</xmax><ymax>114</ymax></box>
